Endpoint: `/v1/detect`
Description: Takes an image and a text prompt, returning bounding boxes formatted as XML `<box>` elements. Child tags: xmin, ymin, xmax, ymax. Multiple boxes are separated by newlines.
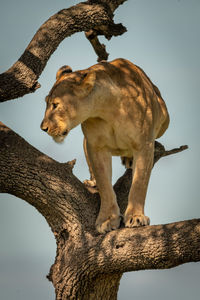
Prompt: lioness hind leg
<box><xmin>86</xmin><ymin>142</ymin><xmax>121</xmax><ymax>233</ymax></box>
<box><xmin>124</xmin><ymin>141</ymin><xmax>154</xmax><ymax>228</ymax></box>
<box><xmin>121</xmin><ymin>156</ymin><xmax>133</xmax><ymax>169</ymax></box>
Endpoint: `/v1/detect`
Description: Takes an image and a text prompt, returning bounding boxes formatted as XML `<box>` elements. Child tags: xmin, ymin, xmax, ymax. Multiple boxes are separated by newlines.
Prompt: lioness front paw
<box><xmin>124</xmin><ymin>213</ymin><xmax>150</xmax><ymax>228</ymax></box>
<box><xmin>96</xmin><ymin>214</ymin><xmax>121</xmax><ymax>234</ymax></box>
<box><xmin>83</xmin><ymin>178</ymin><xmax>98</xmax><ymax>194</ymax></box>
<box><xmin>83</xmin><ymin>178</ymin><xmax>97</xmax><ymax>187</ymax></box>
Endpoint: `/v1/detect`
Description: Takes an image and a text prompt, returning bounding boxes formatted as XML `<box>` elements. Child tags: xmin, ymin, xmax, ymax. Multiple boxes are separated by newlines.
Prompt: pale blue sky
<box><xmin>0</xmin><ymin>0</ymin><xmax>200</xmax><ymax>299</ymax></box>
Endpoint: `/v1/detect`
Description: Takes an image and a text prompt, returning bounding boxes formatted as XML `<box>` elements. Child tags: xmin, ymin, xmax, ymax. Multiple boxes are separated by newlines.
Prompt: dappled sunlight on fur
<box><xmin>41</xmin><ymin>58</ymin><xmax>169</xmax><ymax>233</ymax></box>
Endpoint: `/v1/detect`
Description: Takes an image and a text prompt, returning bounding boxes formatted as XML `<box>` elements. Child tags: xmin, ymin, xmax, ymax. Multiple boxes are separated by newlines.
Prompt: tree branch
<box><xmin>85</xmin><ymin>30</ymin><xmax>109</xmax><ymax>61</ymax></box>
<box><xmin>92</xmin><ymin>219</ymin><xmax>200</xmax><ymax>273</ymax></box>
<box><xmin>50</xmin><ymin>218</ymin><xmax>200</xmax><ymax>297</ymax></box>
<box><xmin>0</xmin><ymin>0</ymin><xmax>127</xmax><ymax>102</ymax></box>
<box><xmin>0</xmin><ymin>122</ymin><xmax>93</xmax><ymax>233</ymax></box>
<box><xmin>88</xmin><ymin>0</ymin><xmax>128</xmax><ymax>13</ymax></box>
<box><xmin>153</xmin><ymin>141</ymin><xmax>188</xmax><ymax>165</ymax></box>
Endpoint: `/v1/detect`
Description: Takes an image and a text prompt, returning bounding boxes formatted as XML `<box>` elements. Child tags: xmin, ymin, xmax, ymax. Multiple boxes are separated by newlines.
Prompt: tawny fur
<box><xmin>41</xmin><ymin>58</ymin><xmax>169</xmax><ymax>233</ymax></box>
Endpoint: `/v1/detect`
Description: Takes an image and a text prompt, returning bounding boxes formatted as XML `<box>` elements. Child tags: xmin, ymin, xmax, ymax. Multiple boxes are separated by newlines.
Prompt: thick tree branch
<box><xmin>0</xmin><ymin>122</ymin><xmax>94</xmax><ymax>233</ymax></box>
<box><xmin>89</xmin><ymin>219</ymin><xmax>200</xmax><ymax>273</ymax></box>
<box><xmin>0</xmin><ymin>0</ymin><xmax>127</xmax><ymax>102</ymax></box>
<box><xmin>50</xmin><ymin>218</ymin><xmax>200</xmax><ymax>298</ymax></box>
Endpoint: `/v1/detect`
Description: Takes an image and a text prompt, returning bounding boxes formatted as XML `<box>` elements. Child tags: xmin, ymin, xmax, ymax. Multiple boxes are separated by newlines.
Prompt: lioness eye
<box><xmin>52</xmin><ymin>103</ymin><xmax>58</xmax><ymax>109</ymax></box>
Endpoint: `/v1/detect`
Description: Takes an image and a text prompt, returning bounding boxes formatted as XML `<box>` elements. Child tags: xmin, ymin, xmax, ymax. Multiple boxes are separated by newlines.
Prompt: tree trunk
<box><xmin>82</xmin><ymin>273</ymin><xmax>122</xmax><ymax>300</ymax></box>
<box><xmin>50</xmin><ymin>266</ymin><xmax>122</xmax><ymax>299</ymax></box>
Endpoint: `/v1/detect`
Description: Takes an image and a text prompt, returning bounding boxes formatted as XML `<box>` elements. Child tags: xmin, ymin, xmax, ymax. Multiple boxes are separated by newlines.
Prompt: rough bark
<box><xmin>0</xmin><ymin>122</ymin><xmax>198</xmax><ymax>299</ymax></box>
<box><xmin>0</xmin><ymin>0</ymin><xmax>127</xmax><ymax>102</ymax></box>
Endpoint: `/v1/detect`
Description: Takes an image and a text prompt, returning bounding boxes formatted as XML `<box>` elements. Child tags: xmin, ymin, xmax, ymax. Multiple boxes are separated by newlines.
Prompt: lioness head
<box><xmin>41</xmin><ymin>65</ymin><xmax>96</xmax><ymax>143</ymax></box>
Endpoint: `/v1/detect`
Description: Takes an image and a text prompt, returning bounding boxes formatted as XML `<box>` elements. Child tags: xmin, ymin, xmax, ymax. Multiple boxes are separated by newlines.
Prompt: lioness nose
<box><xmin>40</xmin><ymin>121</ymin><xmax>48</xmax><ymax>132</ymax></box>
<box><xmin>42</xmin><ymin>127</ymin><xmax>48</xmax><ymax>132</ymax></box>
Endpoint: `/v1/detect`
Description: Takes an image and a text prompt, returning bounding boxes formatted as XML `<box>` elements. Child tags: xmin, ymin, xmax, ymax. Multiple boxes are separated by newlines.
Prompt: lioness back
<box><xmin>84</xmin><ymin>58</ymin><xmax>169</xmax><ymax>146</ymax></box>
<box><xmin>92</xmin><ymin>58</ymin><xmax>168</xmax><ymax>131</ymax></box>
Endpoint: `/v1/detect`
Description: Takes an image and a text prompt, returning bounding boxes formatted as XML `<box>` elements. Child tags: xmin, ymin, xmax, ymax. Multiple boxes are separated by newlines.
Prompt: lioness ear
<box><xmin>75</xmin><ymin>71</ymin><xmax>96</xmax><ymax>97</ymax></box>
<box><xmin>56</xmin><ymin>65</ymin><xmax>72</xmax><ymax>81</ymax></box>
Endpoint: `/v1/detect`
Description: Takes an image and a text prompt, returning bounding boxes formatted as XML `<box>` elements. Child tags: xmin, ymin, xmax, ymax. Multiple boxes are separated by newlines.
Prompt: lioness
<box><xmin>41</xmin><ymin>58</ymin><xmax>169</xmax><ymax>233</ymax></box>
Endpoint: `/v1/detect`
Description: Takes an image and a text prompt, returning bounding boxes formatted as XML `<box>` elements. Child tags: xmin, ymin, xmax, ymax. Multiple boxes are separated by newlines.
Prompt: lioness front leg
<box><xmin>86</xmin><ymin>142</ymin><xmax>121</xmax><ymax>233</ymax></box>
<box><xmin>83</xmin><ymin>137</ymin><xmax>97</xmax><ymax>188</ymax></box>
<box><xmin>124</xmin><ymin>141</ymin><xmax>154</xmax><ymax>227</ymax></box>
